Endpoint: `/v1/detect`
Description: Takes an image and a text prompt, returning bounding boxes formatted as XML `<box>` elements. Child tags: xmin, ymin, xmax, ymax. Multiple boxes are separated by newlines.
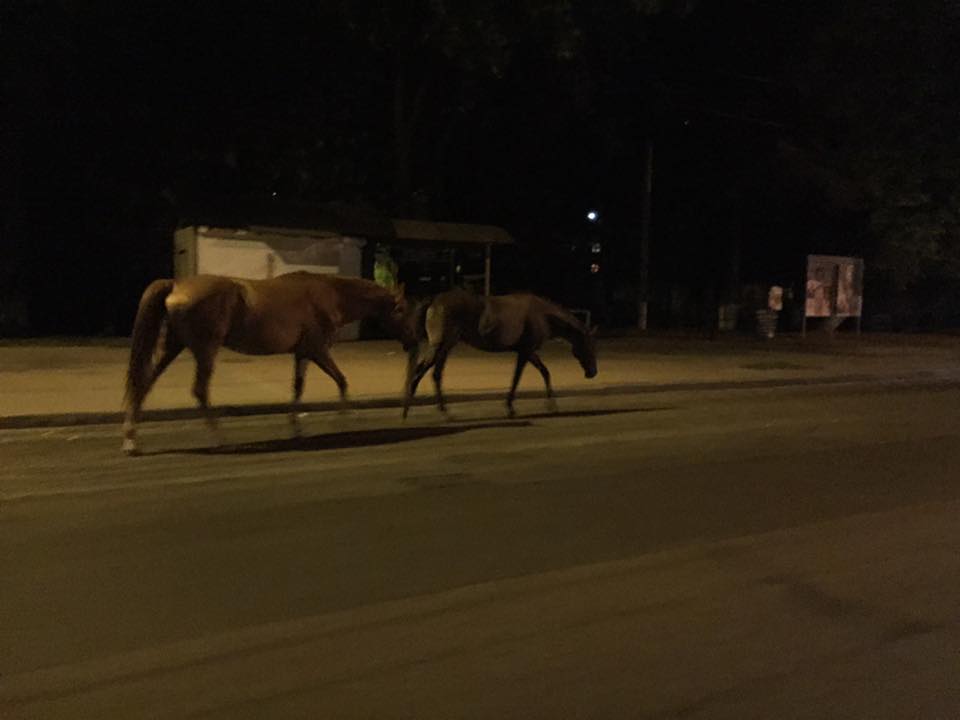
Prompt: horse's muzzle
<box><xmin>585</xmin><ymin>368</ymin><xmax>597</xmax><ymax>379</ymax></box>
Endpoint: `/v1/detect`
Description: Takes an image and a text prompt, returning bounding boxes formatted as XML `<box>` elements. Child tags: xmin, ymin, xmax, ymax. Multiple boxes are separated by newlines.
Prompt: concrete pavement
<box><xmin>5</xmin><ymin>501</ymin><xmax>958</xmax><ymax>719</ymax></box>
<box><xmin>2</xmin><ymin>379</ymin><xmax>959</xmax><ymax>717</ymax></box>
<box><xmin>1</xmin><ymin>333</ymin><xmax>958</xmax><ymax>428</ymax></box>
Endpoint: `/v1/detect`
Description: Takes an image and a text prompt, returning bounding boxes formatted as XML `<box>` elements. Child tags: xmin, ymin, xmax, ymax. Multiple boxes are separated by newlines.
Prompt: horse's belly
<box><xmin>224</xmin><ymin>317</ymin><xmax>300</xmax><ymax>355</ymax></box>
<box><xmin>222</xmin><ymin>338</ymin><xmax>281</xmax><ymax>355</ymax></box>
<box><xmin>487</xmin><ymin>323</ymin><xmax>525</xmax><ymax>348</ymax></box>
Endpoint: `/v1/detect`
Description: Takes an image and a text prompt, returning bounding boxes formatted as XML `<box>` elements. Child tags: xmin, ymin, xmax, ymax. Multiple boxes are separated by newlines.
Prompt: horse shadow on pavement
<box><xmin>155</xmin><ymin>420</ymin><xmax>531</xmax><ymax>456</ymax></box>
<box><xmin>150</xmin><ymin>406</ymin><xmax>673</xmax><ymax>456</ymax></box>
<box><xmin>506</xmin><ymin>406</ymin><xmax>676</xmax><ymax>422</ymax></box>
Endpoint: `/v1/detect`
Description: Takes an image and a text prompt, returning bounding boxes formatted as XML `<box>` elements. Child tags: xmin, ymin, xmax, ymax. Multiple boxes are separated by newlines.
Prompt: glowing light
<box><xmin>586</xmin><ymin>210</ymin><xmax>599</xmax><ymax>222</ymax></box>
<box><xmin>590</xmin><ymin>263</ymin><xmax>600</xmax><ymax>274</ymax></box>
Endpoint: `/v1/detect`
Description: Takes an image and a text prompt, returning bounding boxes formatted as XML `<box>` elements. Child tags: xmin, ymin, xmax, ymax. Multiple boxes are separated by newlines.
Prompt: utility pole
<box><xmin>638</xmin><ymin>136</ymin><xmax>653</xmax><ymax>331</ymax></box>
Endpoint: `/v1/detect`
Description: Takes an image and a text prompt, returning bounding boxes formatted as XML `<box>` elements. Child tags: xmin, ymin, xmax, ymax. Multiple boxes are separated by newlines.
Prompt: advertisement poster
<box><xmin>805</xmin><ymin>255</ymin><xmax>864</xmax><ymax>318</ymax></box>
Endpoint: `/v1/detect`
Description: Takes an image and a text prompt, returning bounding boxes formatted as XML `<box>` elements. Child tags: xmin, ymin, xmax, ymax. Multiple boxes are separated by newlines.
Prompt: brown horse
<box><xmin>123</xmin><ymin>272</ymin><xmax>407</xmax><ymax>455</ymax></box>
<box><xmin>403</xmin><ymin>289</ymin><xmax>597</xmax><ymax>418</ymax></box>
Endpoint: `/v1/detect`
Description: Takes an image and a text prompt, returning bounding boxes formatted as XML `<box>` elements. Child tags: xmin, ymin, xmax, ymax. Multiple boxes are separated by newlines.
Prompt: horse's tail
<box><xmin>125</xmin><ymin>278</ymin><xmax>175</xmax><ymax>409</ymax></box>
<box><xmin>412</xmin><ymin>297</ymin><xmax>432</xmax><ymax>343</ymax></box>
<box><xmin>402</xmin><ymin>297</ymin><xmax>442</xmax><ymax>418</ymax></box>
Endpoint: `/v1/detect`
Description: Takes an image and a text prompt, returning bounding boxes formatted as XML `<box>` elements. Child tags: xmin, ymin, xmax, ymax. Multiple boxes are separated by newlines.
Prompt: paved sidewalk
<box><xmin>1</xmin><ymin>334</ymin><xmax>958</xmax><ymax>428</ymax></box>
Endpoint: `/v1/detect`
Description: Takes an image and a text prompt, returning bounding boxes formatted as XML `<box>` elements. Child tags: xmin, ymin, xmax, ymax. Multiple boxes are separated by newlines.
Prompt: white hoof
<box><xmin>122</xmin><ymin>438</ymin><xmax>140</xmax><ymax>456</ymax></box>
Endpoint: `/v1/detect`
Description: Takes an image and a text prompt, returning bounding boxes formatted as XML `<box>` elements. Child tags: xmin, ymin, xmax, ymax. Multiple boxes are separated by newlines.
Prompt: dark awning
<box><xmin>178</xmin><ymin>197</ymin><xmax>512</xmax><ymax>247</ymax></box>
<box><xmin>389</xmin><ymin>219</ymin><xmax>512</xmax><ymax>246</ymax></box>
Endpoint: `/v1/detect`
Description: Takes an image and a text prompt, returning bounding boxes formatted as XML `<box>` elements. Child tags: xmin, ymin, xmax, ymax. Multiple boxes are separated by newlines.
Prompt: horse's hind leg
<box><xmin>431</xmin><ymin>347</ymin><xmax>452</xmax><ymax>415</ymax></box>
<box><xmin>191</xmin><ymin>346</ymin><xmax>224</xmax><ymax>446</ymax></box>
<box><xmin>151</xmin><ymin>329</ymin><xmax>185</xmax><ymax>387</ymax></box>
<box><xmin>403</xmin><ymin>339</ymin><xmax>451</xmax><ymax>419</ymax></box>
<box><xmin>402</xmin><ymin>346</ymin><xmax>429</xmax><ymax>419</ymax></box>
<box><xmin>506</xmin><ymin>352</ymin><xmax>530</xmax><ymax>418</ymax></box>
<box><xmin>529</xmin><ymin>352</ymin><xmax>558</xmax><ymax>412</ymax></box>
<box><xmin>122</xmin><ymin>324</ymin><xmax>184</xmax><ymax>455</ymax></box>
<box><xmin>289</xmin><ymin>356</ymin><xmax>309</xmax><ymax>436</ymax></box>
<box><xmin>123</xmin><ymin>385</ymin><xmax>150</xmax><ymax>455</ymax></box>
<box><xmin>122</xmin><ymin>400</ymin><xmax>145</xmax><ymax>455</ymax></box>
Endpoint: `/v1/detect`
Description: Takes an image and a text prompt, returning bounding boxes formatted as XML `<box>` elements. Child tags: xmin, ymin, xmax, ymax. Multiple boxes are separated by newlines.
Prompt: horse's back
<box><xmin>427</xmin><ymin>292</ymin><xmax>528</xmax><ymax>349</ymax></box>
<box><xmin>485</xmin><ymin>294</ymin><xmax>557</xmax><ymax>347</ymax></box>
<box><xmin>427</xmin><ymin>290</ymin><xmax>484</xmax><ymax>342</ymax></box>
<box><xmin>425</xmin><ymin>289</ymin><xmax>565</xmax><ymax>350</ymax></box>
<box><xmin>162</xmin><ymin>275</ymin><xmax>302</xmax><ymax>350</ymax></box>
<box><xmin>166</xmin><ymin>274</ymin><xmax>243</xmax><ymax>311</ymax></box>
<box><xmin>169</xmin><ymin>273</ymin><xmax>324</xmax><ymax>310</ymax></box>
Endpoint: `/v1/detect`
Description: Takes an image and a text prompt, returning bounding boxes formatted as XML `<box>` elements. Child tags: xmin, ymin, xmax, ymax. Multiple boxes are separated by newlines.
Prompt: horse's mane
<box><xmin>286</xmin><ymin>272</ymin><xmax>393</xmax><ymax>302</ymax></box>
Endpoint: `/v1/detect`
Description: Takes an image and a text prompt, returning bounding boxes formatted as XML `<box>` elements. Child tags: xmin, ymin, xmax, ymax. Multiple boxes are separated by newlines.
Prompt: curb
<box><xmin>1</xmin><ymin>371</ymin><xmax>953</xmax><ymax>431</ymax></box>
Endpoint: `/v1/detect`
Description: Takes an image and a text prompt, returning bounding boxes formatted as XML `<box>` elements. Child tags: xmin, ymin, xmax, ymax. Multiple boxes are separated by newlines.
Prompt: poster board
<box><xmin>804</xmin><ymin>255</ymin><xmax>864</xmax><ymax>333</ymax></box>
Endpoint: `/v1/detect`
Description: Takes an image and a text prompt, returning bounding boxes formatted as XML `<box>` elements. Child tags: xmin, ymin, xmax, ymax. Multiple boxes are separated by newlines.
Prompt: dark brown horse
<box><xmin>403</xmin><ymin>289</ymin><xmax>597</xmax><ymax>418</ymax></box>
<box><xmin>123</xmin><ymin>272</ymin><xmax>407</xmax><ymax>454</ymax></box>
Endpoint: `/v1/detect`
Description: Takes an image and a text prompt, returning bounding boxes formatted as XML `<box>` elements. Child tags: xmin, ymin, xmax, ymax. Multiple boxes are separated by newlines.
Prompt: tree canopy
<box><xmin>2</xmin><ymin>0</ymin><xmax>958</xmax><ymax>332</ymax></box>
<box><xmin>790</xmin><ymin>0</ymin><xmax>960</xmax><ymax>320</ymax></box>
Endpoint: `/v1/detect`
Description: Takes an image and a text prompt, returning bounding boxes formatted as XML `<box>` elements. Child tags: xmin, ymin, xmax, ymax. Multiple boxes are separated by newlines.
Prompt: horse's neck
<box><xmin>335</xmin><ymin>287</ymin><xmax>366</xmax><ymax>318</ymax></box>
<box><xmin>338</xmin><ymin>289</ymin><xmax>385</xmax><ymax>322</ymax></box>
<box><xmin>546</xmin><ymin>308</ymin><xmax>585</xmax><ymax>343</ymax></box>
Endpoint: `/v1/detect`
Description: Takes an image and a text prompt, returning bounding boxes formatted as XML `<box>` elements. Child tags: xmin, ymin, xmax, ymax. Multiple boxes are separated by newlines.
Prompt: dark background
<box><xmin>3</xmin><ymin>0</ymin><xmax>958</xmax><ymax>334</ymax></box>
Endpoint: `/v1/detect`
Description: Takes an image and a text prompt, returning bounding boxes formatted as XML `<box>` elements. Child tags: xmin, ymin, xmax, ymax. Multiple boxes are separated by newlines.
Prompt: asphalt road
<box><xmin>2</xmin><ymin>380</ymin><xmax>959</xmax><ymax>718</ymax></box>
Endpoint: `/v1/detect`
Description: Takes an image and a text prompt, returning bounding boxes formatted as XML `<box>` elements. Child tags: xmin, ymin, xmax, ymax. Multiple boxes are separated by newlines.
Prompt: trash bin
<box><xmin>755</xmin><ymin>285</ymin><xmax>783</xmax><ymax>339</ymax></box>
<box><xmin>756</xmin><ymin>309</ymin><xmax>778</xmax><ymax>339</ymax></box>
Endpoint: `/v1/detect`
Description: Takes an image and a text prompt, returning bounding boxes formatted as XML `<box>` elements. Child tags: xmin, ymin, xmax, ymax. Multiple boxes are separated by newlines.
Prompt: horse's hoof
<box><xmin>506</xmin><ymin>407</ymin><xmax>517</xmax><ymax>419</ymax></box>
<box><xmin>122</xmin><ymin>438</ymin><xmax>140</xmax><ymax>456</ymax></box>
<box><xmin>546</xmin><ymin>399</ymin><xmax>559</xmax><ymax>413</ymax></box>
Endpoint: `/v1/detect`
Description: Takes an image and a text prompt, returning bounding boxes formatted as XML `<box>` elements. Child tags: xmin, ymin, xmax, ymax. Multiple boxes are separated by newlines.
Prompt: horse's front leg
<box><xmin>289</xmin><ymin>356</ymin><xmax>309</xmax><ymax>436</ymax></box>
<box><xmin>529</xmin><ymin>352</ymin><xmax>558</xmax><ymax>413</ymax></box>
<box><xmin>506</xmin><ymin>352</ymin><xmax>529</xmax><ymax>418</ymax></box>
<box><xmin>310</xmin><ymin>347</ymin><xmax>349</xmax><ymax>413</ymax></box>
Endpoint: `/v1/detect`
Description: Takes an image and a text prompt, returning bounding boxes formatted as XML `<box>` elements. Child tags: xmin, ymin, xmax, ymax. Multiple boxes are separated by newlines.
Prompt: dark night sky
<box><xmin>2</xmin><ymin>0</ymin><xmax>958</xmax><ymax>333</ymax></box>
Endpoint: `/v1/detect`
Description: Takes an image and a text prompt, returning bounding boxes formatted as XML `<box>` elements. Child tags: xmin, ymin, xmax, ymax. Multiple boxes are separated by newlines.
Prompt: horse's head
<box><xmin>382</xmin><ymin>284</ymin><xmax>419</xmax><ymax>347</ymax></box>
<box><xmin>398</xmin><ymin>295</ymin><xmax>439</xmax><ymax>354</ymax></box>
<box><xmin>391</xmin><ymin>282</ymin><xmax>408</xmax><ymax>317</ymax></box>
<box><xmin>572</xmin><ymin>325</ymin><xmax>598</xmax><ymax>379</ymax></box>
